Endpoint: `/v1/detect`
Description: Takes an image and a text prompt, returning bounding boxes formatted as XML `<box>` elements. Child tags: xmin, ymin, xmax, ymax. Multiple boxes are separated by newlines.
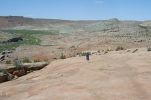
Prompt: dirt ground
<box><xmin>0</xmin><ymin>48</ymin><xmax>151</xmax><ymax>100</ymax></box>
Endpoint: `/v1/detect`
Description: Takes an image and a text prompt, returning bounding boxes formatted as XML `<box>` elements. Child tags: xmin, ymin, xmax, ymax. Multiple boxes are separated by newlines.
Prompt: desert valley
<box><xmin>0</xmin><ymin>16</ymin><xmax>151</xmax><ymax>100</ymax></box>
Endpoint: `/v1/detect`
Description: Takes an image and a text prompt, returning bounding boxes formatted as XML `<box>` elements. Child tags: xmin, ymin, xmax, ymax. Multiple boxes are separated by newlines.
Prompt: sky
<box><xmin>0</xmin><ymin>0</ymin><xmax>151</xmax><ymax>20</ymax></box>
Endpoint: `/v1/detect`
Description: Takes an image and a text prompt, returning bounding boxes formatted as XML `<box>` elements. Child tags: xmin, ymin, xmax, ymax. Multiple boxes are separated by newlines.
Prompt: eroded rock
<box><xmin>0</xmin><ymin>55</ymin><xmax>5</xmax><ymax>61</ymax></box>
<box><xmin>12</xmin><ymin>69</ymin><xmax>27</xmax><ymax>77</ymax></box>
<box><xmin>0</xmin><ymin>61</ymin><xmax>48</xmax><ymax>83</ymax></box>
<box><xmin>0</xmin><ymin>74</ymin><xmax>8</xmax><ymax>83</ymax></box>
<box><xmin>21</xmin><ymin>62</ymin><xmax>48</xmax><ymax>71</ymax></box>
<box><xmin>0</xmin><ymin>69</ymin><xmax>8</xmax><ymax>83</ymax></box>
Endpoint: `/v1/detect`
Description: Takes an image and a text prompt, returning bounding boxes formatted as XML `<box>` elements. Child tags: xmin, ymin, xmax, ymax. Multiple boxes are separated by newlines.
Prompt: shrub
<box><xmin>0</xmin><ymin>68</ymin><xmax>7</xmax><ymax>75</ymax></box>
<box><xmin>132</xmin><ymin>49</ymin><xmax>138</xmax><ymax>53</ymax></box>
<box><xmin>116</xmin><ymin>46</ymin><xmax>124</xmax><ymax>51</ymax></box>
<box><xmin>78</xmin><ymin>52</ymin><xmax>91</xmax><ymax>56</ymax></box>
<box><xmin>106</xmin><ymin>48</ymin><xmax>111</xmax><ymax>51</ymax></box>
<box><xmin>34</xmin><ymin>59</ymin><xmax>41</xmax><ymax>62</ymax></box>
<box><xmin>60</xmin><ymin>53</ymin><xmax>66</xmax><ymax>59</ymax></box>
<box><xmin>5</xmin><ymin>60</ymin><xmax>11</xmax><ymax>64</ymax></box>
<box><xmin>97</xmin><ymin>50</ymin><xmax>101</xmax><ymax>53</ymax></box>
<box><xmin>147</xmin><ymin>47</ymin><xmax>151</xmax><ymax>51</ymax></box>
<box><xmin>13</xmin><ymin>59</ymin><xmax>22</xmax><ymax>70</ymax></box>
<box><xmin>127</xmin><ymin>50</ymin><xmax>131</xmax><ymax>52</ymax></box>
<box><xmin>81</xmin><ymin>52</ymin><xmax>87</xmax><ymax>56</ymax></box>
<box><xmin>104</xmin><ymin>51</ymin><xmax>108</xmax><ymax>54</ymax></box>
<box><xmin>22</xmin><ymin>57</ymin><xmax>31</xmax><ymax>63</ymax></box>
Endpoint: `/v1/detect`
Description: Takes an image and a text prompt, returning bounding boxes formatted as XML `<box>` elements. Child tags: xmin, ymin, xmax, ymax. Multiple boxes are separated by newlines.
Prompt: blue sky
<box><xmin>0</xmin><ymin>0</ymin><xmax>150</xmax><ymax>20</ymax></box>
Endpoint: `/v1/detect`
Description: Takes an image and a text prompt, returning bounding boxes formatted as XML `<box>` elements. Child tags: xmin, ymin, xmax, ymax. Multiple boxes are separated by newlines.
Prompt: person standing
<box><xmin>86</xmin><ymin>52</ymin><xmax>90</xmax><ymax>61</ymax></box>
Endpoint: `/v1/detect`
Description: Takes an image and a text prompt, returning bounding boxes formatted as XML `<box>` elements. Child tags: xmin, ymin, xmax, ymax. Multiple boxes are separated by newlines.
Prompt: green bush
<box><xmin>60</xmin><ymin>53</ymin><xmax>66</xmax><ymax>59</ymax></box>
<box><xmin>116</xmin><ymin>46</ymin><xmax>124</xmax><ymax>51</ymax></box>
<box><xmin>6</xmin><ymin>60</ymin><xmax>11</xmax><ymax>64</ymax></box>
<box><xmin>0</xmin><ymin>68</ymin><xmax>8</xmax><ymax>75</ymax></box>
<box><xmin>81</xmin><ymin>52</ymin><xmax>87</xmax><ymax>56</ymax></box>
<box><xmin>147</xmin><ymin>47</ymin><xmax>151</xmax><ymax>51</ymax></box>
<box><xmin>34</xmin><ymin>59</ymin><xmax>41</xmax><ymax>62</ymax></box>
<box><xmin>13</xmin><ymin>59</ymin><xmax>22</xmax><ymax>70</ymax></box>
<box><xmin>78</xmin><ymin>52</ymin><xmax>91</xmax><ymax>56</ymax></box>
<box><xmin>104</xmin><ymin>51</ymin><xmax>108</xmax><ymax>54</ymax></box>
<box><xmin>97</xmin><ymin>50</ymin><xmax>101</xmax><ymax>53</ymax></box>
<box><xmin>132</xmin><ymin>49</ymin><xmax>138</xmax><ymax>53</ymax></box>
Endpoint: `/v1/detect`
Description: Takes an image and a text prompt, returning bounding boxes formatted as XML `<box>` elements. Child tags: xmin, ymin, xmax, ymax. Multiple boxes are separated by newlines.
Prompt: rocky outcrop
<box><xmin>0</xmin><ymin>74</ymin><xmax>8</xmax><ymax>83</ymax></box>
<box><xmin>0</xmin><ymin>50</ymin><xmax>13</xmax><ymax>62</ymax></box>
<box><xmin>0</xmin><ymin>69</ymin><xmax>10</xmax><ymax>83</ymax></box>
<box><xmin>1</xmin><ymin>50</ymin><xmax>12</xmax><ymax>55</ymax></box>
<box><xmin>21</xmin><ymin>62</ymin><xmax>48</xmax><ymax>71</ymax></box>
<box><xmin>7</xmin><ymin>37</ymin><xmax>23</xmax><ymax>43</ymax></box>
<box><xmin>0</xmin><ymin>55</ymin><xmax>5</xmax><ymax>61</ymax></box>
<box><xmin>0</xmin><ymin>61</ymin><xmax>48</xmax><ymax>83</ymax></box>
<box><xmin>12</xmin><ymin>69</ymin><xmax>27</xmax><ymax>77</ymax></box>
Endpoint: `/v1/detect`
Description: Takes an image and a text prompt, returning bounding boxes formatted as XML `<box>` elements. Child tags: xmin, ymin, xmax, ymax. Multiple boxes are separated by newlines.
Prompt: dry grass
<box><xmin>32</xmin><ymin>54</ymin><xmax>49</xmax><ymax>62</ymax></box>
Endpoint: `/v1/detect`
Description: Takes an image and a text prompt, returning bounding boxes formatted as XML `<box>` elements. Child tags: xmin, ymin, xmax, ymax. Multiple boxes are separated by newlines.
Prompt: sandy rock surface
<box><xmin>0</xmin><ymin>48</ymin><xmax>151</xmax><ymax>100</ymax></box>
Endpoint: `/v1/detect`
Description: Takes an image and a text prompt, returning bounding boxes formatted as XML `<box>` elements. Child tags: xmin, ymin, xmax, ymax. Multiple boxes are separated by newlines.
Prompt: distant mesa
<box><xmin>108</xmin><ymin>18</ymin><xmax>119</xmax><ymax>22</ymax></box>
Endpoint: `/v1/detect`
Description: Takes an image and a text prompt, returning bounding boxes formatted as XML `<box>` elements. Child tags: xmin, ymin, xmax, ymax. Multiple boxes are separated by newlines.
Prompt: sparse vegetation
<box><xmin>22</xmin><ymin>58</ymin><xmax>31</xmax><ymax>63</ymax></box>
<box><xmin>132</xmin><ymin>49</ymin><xmax>138</xmax><ymax>53</ymax></box>
<box><xmin>60</xmin><ymin>53</ymin><xmax>66</xmax><ymax>59</ymax></box>
<box><xmin>106</xmin><ymin>48</ymin><xmax>112</xmax><ymax>52</ymax></box>
<box><xmin>34</xmin><ymin>59</ymin><xmax>41</xmax><ymax>62</ymax></box>
<box><xmin>127</xmin><ymin>50</ymin><xmax>131</xmax><ymax>52</ymax></box>
<box><xmin>104</xmin><ymin>51</ymin><xmax>108</xmax><ymax>54</ymax></box>
<box><xmin>13</xmin><ymin>59</ymin><xmax>22</xmax><ymax>69</ymax></box>
<box><xmin>97</xmin><ymin>50</ymin><xmax>101</xmax><ymax>53</ymax></box>
<box><xmin>32</xmin><ymin>54</ymin><xmax>49</xmax><ymax>62</ymax></box>
<box><xmin>0</xmin><ymin>68</ymin><xmax>8</xmax><ymax>75</ymax></box>
<box><xmin>116</xmin><ymin>46</ymin><xmax>124</xmax><ymax>51</ymax></box>
<box><xmin>1</xmin><ymin>29</ymin><xmax>58</xmax><ymax>35</ymax></box>
<box><xmin>0</xmin><ymin>43</ymin><xmax>19</xmax><ymax>52</ymax></box>
<box><xmin>147</xmin><ymin>47</ymin><xmax>151</xmax><ymax>51</ymax></box>
<box><xmin>5</xmin><ymin>60</ymin><xmax>11</xmax><ymax>64</ymax></box>
<box><xmin>0</xmin><ymin>29</ymin><xmax>59</xmax><ymax>52</ymax></box>
<box><xmin>77</xmin><ymin>52</ymin><xmax>91</xmax><ymax>56</ymax></box>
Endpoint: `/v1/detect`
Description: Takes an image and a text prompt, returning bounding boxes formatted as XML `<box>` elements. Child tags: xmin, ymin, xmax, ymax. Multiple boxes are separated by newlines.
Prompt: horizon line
<box><xmin>0</xmin><ymin>15</ymin><xmax>150</xmax><ymax>21</ymax></box>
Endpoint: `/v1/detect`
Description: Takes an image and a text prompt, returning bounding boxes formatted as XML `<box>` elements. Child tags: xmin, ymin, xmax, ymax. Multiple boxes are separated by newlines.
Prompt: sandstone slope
<box><xmin>0</xmin><ymin>48</ymin><xmax>151</xmax><ymax>100</ymax></box>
